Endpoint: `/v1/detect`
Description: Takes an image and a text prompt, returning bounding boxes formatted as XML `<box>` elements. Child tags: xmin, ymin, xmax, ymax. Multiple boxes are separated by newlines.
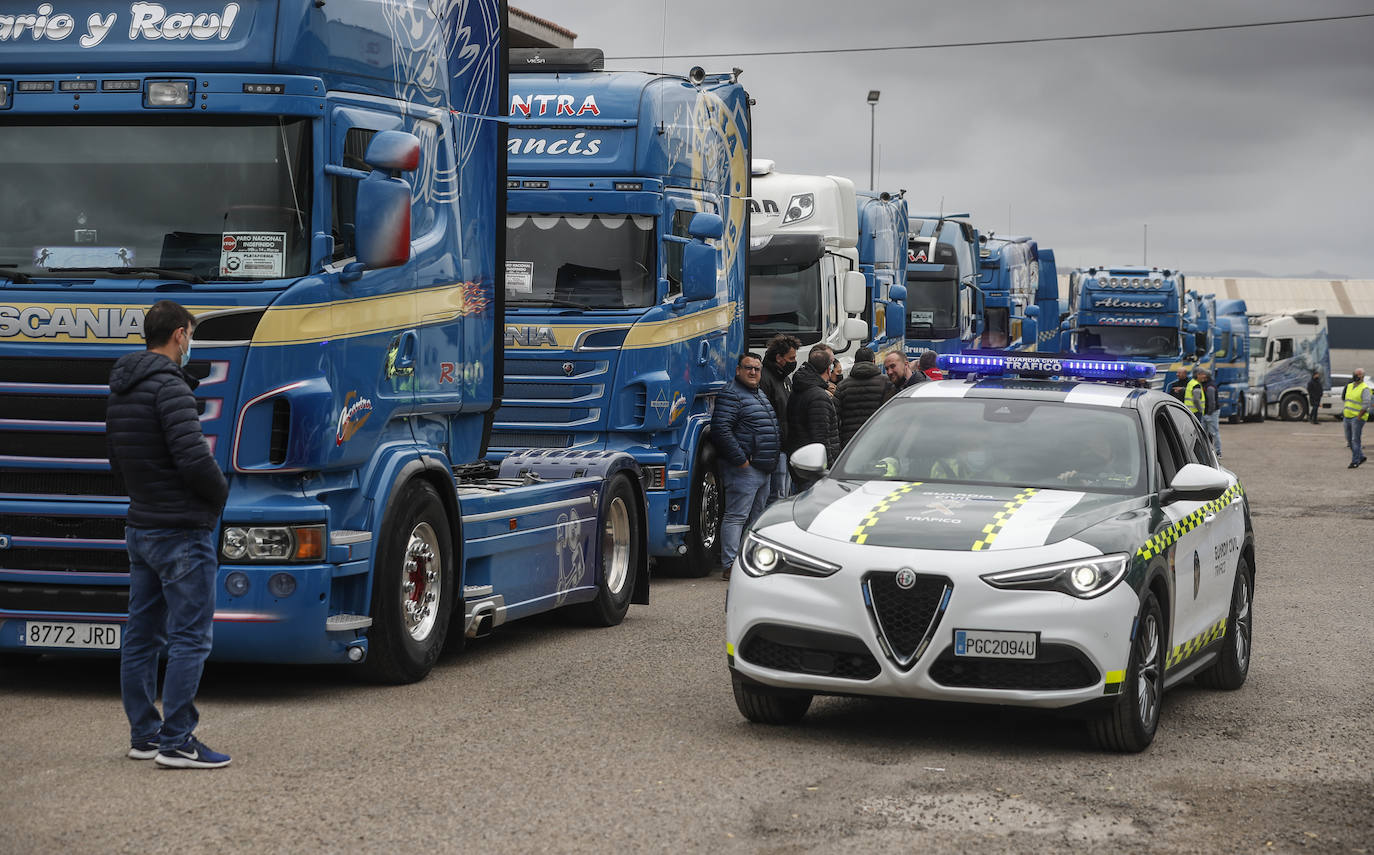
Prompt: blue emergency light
<box><xmin>937</xmin><ymin>351</ymin><xmax>1156</xmax><ymax>381</ymax></box>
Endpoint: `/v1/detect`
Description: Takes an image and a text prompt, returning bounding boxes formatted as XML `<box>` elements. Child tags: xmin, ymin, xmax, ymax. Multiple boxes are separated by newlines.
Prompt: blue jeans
<box><xmin>721</xmin><ymin>463</ymin><xmax>771</xmax><ymax>570</ymax></box>
<box><xmin>121</xmin><ymin>527</ymin><xmax>217</xmax><ymax>748</ymax></box>
<box><xmin>1346</xmin><ymin>417</ymin><xmax>1366</xmax><ymax>465</ymax></box>
<box><xmin>768</xmin><ymin>451</ymin><xmax>791</xmax><ymax>503</ymax></box>
<box><xmin>1203</xmin><ymin>412</ymin><xmax>1222</xmax><ymax>457</ymax></box>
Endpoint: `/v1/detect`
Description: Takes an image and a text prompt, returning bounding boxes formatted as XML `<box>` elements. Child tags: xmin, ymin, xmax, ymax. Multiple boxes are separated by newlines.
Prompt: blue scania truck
<box><xmin>0</xmin><ymin>0</ymin><xmax>649</xmax><ymax>682</ymax></box>
<box><xmin>976</xmin><ymin>235</ymin><xmax>1060</xmax><ymax>353</ymax></box>
<box><xmin>1065</xmin><ymin>266</ymin><xmax>1196</xmax><ymax>386</ymax></box>
<box><xmin>904</xmin><ymin>212</ymin><xmax>982</xmax><ymax>357</ymax></box>
<box><xmin>496</xmin><ymin>49</ymin><xmax>751</xmax><ymax>574</ymax></box>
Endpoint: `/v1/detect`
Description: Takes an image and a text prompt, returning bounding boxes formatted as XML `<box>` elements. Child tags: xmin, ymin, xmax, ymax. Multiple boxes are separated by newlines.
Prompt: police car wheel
<box><xmin>1196</xmin><ymin>558</ymin><xmax>1253</xmax><ymax>691</ymax></box>
<box><xmin>359</xmin><ymin>479</ymin><xmax>455</xmax><ymax>684</ymax></box>
<box><xmin>1088</xmin><ymin>592</ymin><xmax>1164</xmax><ymax>752</ymax></box>
<box><xmin>731</xmin><ymin>674</ymin><xmax>812</xmax><ymax>725</ymax></box>
<box><xmin>572</xmin><ymin>474</ymin><xmax>643</xmax><ymax>627</ymax></box>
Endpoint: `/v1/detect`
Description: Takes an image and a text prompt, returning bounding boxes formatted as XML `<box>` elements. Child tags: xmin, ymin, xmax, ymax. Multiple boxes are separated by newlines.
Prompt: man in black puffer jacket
<box><xmin>107</xmin><ymin>300</ymin><xmax>231</xmax><ymax>769</ymax></box>
<box><xmin>786</xmin><ymin>343</ymin><xmax>841</xmax><ymax>491</ymax></box>
<box><xmin>759</xmin><ymin>333</ymin><xmax>800</xmax><ymax>502</ymax></box>
<box><xmin>836</xmin><ymin>346</ymin><xmax>895</xmax><ymax>447</ymax></box>
<box><xmin>712</xmin><ymin>352</ymin><xmax>781</xmax><ymax>579</ymax></box>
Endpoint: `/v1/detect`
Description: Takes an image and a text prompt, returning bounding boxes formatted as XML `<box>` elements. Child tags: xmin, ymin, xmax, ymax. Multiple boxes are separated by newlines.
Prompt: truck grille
<box><xmin>487</xmin><ymin>432</ymin><xmax>575</xmax><ymax>449</ymax></box>
<box><xmin>0</xmin><ymin>547</ymin><xmax>129</xmax><ymax>573</ymax></box>
<box><xmin>497</xmin><ymin>354</ymin><xmax>610</xmax><ymax>431</ymax></box>
<box><xmin>0</xmin><ymin>469</ymin><xmax>127</xmax><ymax>498</ymax></box>
<box><xmin>864</xmin><ymin>571</ymin><xmax>952</xmax><ymax>668</ymax></box>
<box><xmin>0</xmin><ymin>582</ymin><xmax>130</xmax><ymax>614</ymax></box>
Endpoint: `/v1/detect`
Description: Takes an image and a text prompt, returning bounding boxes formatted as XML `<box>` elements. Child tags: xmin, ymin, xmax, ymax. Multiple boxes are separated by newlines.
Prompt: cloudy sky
<box><xmin>513</xmin><ymin>0</ymin><xmax>1374</xmax><ymax>278</ymax></box>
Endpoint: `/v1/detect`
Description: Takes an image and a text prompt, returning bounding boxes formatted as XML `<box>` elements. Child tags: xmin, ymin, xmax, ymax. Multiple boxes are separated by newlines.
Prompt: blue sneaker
<box><xmin>155</xmin><ymin>736</ymin><xmax>231</xmax><ymax>769</ymax></box>
<box><xmin>127</xmin><ymin>739</ymin><xmax>160</xmax><ymax>760</ymax></box>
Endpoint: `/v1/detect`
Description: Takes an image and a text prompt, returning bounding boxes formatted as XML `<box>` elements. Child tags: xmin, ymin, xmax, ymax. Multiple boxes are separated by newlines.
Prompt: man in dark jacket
<box><xmin>835</xmin><ymin>346</ymin><xmax>894</xmax><ymax>447</ymax></box>
<box><xmin>711</xmin><ymin>352</ymin><xmax>781</xmax><ymax>579</ymax></box>
<box><xmin>759</xmin><ymin>333</ymin><xmax>800</xmax><ymax>502</ymax></box>
<box><xmin>882</xmin><ymin>351</ymin><xmax>925</xmax><ymax>391</ymax></box>
<box><xmin>786</xmin><ymin>344</ymin><xmax>841</xmax><ymax>491</ymax></box>
<box><xmin>1307</xmin><ymin>370</ymin><xmax>1325</xmax><ymax>424</ymax></box>
<box><xmin>107</xmin><ymin>300</ymin><xmax>231</xmax><ymax>769</ymax></box>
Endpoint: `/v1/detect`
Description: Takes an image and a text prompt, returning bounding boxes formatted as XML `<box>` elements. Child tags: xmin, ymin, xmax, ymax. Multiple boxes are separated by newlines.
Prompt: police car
<box><xmin>725</xmin><ymin>353</ymin><xmax>1254</xmax><ymax>751</ymax></box>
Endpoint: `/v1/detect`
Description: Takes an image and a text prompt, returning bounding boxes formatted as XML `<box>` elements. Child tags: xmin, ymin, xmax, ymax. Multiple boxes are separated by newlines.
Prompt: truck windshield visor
<box><xmin>836</xmin><ymin>398</ymin><xmax>1146</xmax><ymax>494</ymax></box>
<box><xmin>0</xmin><ymin>117</ymin><xmax>312</xmax><ymax>281</ymax></box>
<box><xmin>505</xmin><ymin>213</ymin><xmax>657</xmax><ymax>309</ymax></box>
<box><xmin>748</xmin><ymin>260</ymin><xmax>823</xmax><ymax>345</ymax></box>
<box><xmin>905</xmin><ymin>276</ymin><xmax>958</xmax><ymax>336</ymax></box>
<box><xmin>1078</xmin><ymin>325</ymin><xmax>1180</xmax><ymax>358</ymax></box>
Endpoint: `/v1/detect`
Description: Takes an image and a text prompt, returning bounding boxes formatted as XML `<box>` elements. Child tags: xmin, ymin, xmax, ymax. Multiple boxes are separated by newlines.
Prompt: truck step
<box><xmin>326</xmin><ymin>614</ymin><xmax>373</xmax><ymax>631</ymax></box>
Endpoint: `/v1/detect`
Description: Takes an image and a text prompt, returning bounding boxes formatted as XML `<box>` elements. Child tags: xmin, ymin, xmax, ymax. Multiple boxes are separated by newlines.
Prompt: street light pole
<box><xmin>867</xmin><ymin>90</ymin><xmax>880</xmax><ymax>191</ymax></box>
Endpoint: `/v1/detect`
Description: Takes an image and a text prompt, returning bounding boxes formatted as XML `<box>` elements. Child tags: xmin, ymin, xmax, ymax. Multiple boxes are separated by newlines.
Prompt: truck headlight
<box><xmin>220</xmin><ymin>524</ymin><xmax>325</xmax><ymax>562</ymax></box>
<box><xmin>981</xmin><ymin>553</ymin><xmax>1129</xmax><ymax>599</ymax></box>
<box><xmin>739</xmin><ymin>533</ymin><xmax>841</xmax><ymax>578</ymax></box>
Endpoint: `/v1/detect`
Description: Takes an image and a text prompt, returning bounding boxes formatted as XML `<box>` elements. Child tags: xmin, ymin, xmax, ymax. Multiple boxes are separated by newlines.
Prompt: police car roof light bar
<box><xmin>937</xmin><ymin>351</ymin><xmax>1157</xmax><ymax>381</ymax></box>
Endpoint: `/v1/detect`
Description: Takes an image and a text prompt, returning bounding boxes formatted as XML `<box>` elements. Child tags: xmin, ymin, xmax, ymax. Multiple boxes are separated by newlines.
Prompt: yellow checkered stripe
<box><xmin>1103</xmin><ymin>669</ymin><xmax>1127</xmax><ymax>695</ymax></box>
<box><xmin>1137</xmin><ymin>482</ymin><xmax>1245</xmax><ymax>561</ymax></box>
<box><xmin>970</xmin><ymin>488</ymin><xmax>1038</xmax><ymax>551</ymax></box>
<box><xmin>851</xmin><ymin>482</ymin><xmax>923</xmax><ymax>544</ymax></box>
<box><xmin>1167</xmin><ymin>617</ymin><xmax>1227</xmax><ymax>669</ymax></box>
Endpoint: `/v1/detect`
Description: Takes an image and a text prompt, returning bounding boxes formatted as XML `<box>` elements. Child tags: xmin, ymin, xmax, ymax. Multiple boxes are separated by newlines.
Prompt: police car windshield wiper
<box><xmin>0</xmin><ymin>265</ymin><xmax>33</xmax><ymax>284</ymax></box>
<box><xmin>40</xmin><ymin>266</ymin><xmax>207</xmax><ymax>284</ymax></box>
<box><xmin>508</xmin><ymin>297</ymin><xmax>593</xmax><ymax>310</ymax></box>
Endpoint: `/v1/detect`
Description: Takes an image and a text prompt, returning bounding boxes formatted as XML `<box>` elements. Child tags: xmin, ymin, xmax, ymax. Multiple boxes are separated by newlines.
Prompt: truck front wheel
<box><xmin>664</xmin><ymin>442</ymin><xmax>722</xmax><ymax>577</ymax></box>
<box><xmin>360</xmin><ymin>479</ymin><xmax>455</xmax><ymax>684</ymax></box>
<box><xmin>1279</xmin><ymin>392</ymin><xmax>1308</xmax><ymax>422</ymax></box>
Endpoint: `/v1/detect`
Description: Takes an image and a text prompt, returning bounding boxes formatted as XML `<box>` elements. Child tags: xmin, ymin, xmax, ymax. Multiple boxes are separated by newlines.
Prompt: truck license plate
<box><xmin>954</xmin><ymin>629</ymin><xmax>1037</xmax><ymax>659</ymax></box>
<box><xmin>23</xmin><ymin>621</ymin><xmax>121</xmax><ymax>650</ymax></box>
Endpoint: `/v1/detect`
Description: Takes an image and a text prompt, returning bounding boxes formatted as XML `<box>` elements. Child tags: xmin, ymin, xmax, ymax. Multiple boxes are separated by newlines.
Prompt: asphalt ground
<box><xmin>2</xmin><ymin>416</ymin><xmax>1371</xmax><ymax>854</ymax></box>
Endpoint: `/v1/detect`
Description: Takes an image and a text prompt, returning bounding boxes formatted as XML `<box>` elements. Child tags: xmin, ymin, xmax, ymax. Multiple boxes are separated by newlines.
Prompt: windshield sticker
<box><xmin>0</xmin><ymin>4</ymin><xmax>240</xmax><ymax>46</ymax></box>
<box><xmin>506</xmin><ymin>261</ymin><xmax>533</xmax><ymax>294</ymax></box>
<box><xmin>220</xmin><ymin>232</ymin><xmax>284</xmax><ymax>278</ymax></box>
<box><xmin>910</xmin><ymin>310</ymin><xmax>934</xmax><ymax>324</ymax></box>
<box><xmin>34</xmin><ymin>246</ymin><xmax>134</xmax><ymax>269</ymax></box>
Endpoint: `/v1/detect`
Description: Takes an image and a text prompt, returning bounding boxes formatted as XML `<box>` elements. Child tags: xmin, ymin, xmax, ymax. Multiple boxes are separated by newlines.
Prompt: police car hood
<box><xmin>790</xmin><ymin>479</ymin><xmax>1147</xmax><ymax>551</ymax></box>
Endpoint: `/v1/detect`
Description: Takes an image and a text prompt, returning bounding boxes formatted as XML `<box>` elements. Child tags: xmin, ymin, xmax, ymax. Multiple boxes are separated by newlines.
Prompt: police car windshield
<box><xmin>748</xmin><ymin>260</ymin><xmax>823</xmax><ymax>345</ymax></box>
<box><xmin>506</xmin><ymin>213</ymin><xmax>657</xmax><ymax>309</ymax></box>
<box><xmin>835</xmin><ymin>397</ymin><xmax>1146</xmax><ymax>494</ymax></box>
<box><xmin>1078</xmin><ymin>326</ymin><xmax>1180</xmax><ymax>358</ymax></box>
<box><xmin>0</xmin><ymin>117</ymin><xmax>312</xmax><ymax>281</ymax></box>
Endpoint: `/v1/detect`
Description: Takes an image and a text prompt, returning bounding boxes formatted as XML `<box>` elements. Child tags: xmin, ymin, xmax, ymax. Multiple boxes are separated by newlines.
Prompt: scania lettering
<box><xmin>0</xmin><ymin>1</ymin><xmax>649</xmax><ymax>683</ymax></box>
<box><xmin>496</xmin><ymin>47</ymin><xmax>750</xmax><ymax>574</ymax></box>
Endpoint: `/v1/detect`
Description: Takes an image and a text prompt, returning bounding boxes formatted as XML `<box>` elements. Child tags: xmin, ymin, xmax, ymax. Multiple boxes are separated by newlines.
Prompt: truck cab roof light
<box><xmin>17</xmin><ymin>80</ymin><xmax>54</xmax><ymax>92</ymax></box>
<box><xmin>60</xmin><ymin>80</ymin><xmax>97</xmax><ymax>92</ymax></box>
<box><xmin>243</xmin><ymin>83</ymin><xmax>285</xmax><ymax>94</ymax></box>
<box><xmin>102</xmin><ymin>79</ymin><xmax>141</xmax><ymax>92</ymax></box>
<box><xmin>613</xmin><ymin>181</ymin><xmax>642</xmax><ymax>191</ymax></box>
<box><xmin>521</xmin><ymin>180</ymin><xmax>549</xmax><ymax>189</ymax></box>
<box><xmin>145</xmin><ymin>79</ymin><xmax>193</xmax><ymax>108</ymax></box>
<box><xmin>938</xmin><ymin>351</ymin><xmax>1157</xmax><ymax>381</ymax></box>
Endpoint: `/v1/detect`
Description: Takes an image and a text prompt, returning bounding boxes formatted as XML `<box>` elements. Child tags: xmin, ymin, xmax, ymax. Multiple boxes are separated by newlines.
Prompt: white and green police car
<box><xmin>725</xmin><ymin>354</ymin><xmax>1254</xmax><ymax>751</ymax></box>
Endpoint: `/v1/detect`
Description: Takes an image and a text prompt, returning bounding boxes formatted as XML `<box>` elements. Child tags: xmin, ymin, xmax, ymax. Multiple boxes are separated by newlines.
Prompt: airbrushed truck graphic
<box><xmin>0</xmin><ymin>0</ymin><xmax>648</xmax><ymax>683</ymax></box>
<box><xmin>495</xmin><ymin>48</ymin><xmax>751</xmax><ymax>574</ymax></box>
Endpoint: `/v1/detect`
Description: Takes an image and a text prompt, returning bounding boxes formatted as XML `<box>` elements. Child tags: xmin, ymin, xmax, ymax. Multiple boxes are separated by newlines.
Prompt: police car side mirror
<box><xmin>1165</xmin><ymin>463</ymin><xmax>1229</xmax><ymax>503</ymax></box>
<box><xmin>791</xmin><ymin>443</ymin><xmax>828</xmax><ymax>474</ymax></box>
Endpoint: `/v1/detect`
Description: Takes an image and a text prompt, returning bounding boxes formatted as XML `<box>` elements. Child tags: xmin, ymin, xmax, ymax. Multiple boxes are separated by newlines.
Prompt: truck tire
<box><xmin>1196</xmin><ymin>558</ymin><xmax>1252</xmax><ymax>691</ymax></box>
<box><xmin>1279</xmin><ymin>392</ymin><xmax>1307</xmax><ymax>422</ymax></box>
<box><xmin>732</xmin><ymin>673</ymin><xmax>812</xmax><ymax>725</ymax></box>
<box><xmin>572</xmin><ymin>473</ymin><xmax>643</xmax><ymax>627</ymax></box>
<box><xmin>663</xmin><ymin>442</ymin><xmax>722</xmax><ymax>577</ymax></box>
<box><xmin>1087</xmin><ymin>592</ymin><xmax>1164</xmax><ymax>752</ymax></box>
<box><xmin>360</xmin><ymin>479</ymin><xmax>455</xmax><ymax>684</ymax></box>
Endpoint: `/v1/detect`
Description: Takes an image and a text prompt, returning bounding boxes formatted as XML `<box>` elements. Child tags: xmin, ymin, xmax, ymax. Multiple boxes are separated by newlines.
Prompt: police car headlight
<box><xmin>981</xmin><ymin>553</ymin><xmax>1129</xmax><ymax>599</ymax></box>
<box><xmin>740</xmin><ymin>533</ymin><xmax>841</xmax><ymax>578</ymax></box>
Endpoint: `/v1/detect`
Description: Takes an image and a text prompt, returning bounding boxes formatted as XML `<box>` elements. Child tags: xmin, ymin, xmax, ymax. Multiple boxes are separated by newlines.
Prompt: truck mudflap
<box><xmin>496</xmin><ymin>449</ymin><xmax>650</xmax><ymax>604</ymax></box>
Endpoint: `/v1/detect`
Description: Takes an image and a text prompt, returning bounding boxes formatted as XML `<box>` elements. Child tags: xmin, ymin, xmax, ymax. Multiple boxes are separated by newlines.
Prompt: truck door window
<box><xmin>331</xmin><ymin>127</ymin><xmax>376</xmax><ymax>262</ymax></box>
<box><xmin>662</xmin><ymin>209</ymin><xmax>697</xmax><ymax>297</ymax></box>
<box><xmin>1276</xmin><ymin>338</ymin><xmax>1294</xmax><ymax>361</ymax></box>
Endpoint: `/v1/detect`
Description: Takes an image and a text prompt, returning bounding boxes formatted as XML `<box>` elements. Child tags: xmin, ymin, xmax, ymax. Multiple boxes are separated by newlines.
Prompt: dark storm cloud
<box><xmin>514</xmin><ymin>0</ymin><xmax>1374</xmax><ymax>277</ymax></box>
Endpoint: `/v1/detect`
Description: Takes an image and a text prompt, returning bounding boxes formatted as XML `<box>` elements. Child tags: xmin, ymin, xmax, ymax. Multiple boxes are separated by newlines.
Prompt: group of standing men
<box><xmin>710</xmin><ymin>334</ymin><xmax>943</xmax><ymax>579</ymax></box>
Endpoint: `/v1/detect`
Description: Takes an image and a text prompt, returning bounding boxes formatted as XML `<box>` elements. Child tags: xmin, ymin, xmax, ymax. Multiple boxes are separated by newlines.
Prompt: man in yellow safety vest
<box><xmin>1343</xmin><ymin>368</ymin><xmax>1370</xmax><ymax>469</ymax></box>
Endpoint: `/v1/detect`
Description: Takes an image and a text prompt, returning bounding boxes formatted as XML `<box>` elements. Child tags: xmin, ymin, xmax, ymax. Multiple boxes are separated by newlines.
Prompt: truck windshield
<box><xmin>906</xmin><ymin>277</ymin><xmax>958</xmax><ymax>334</ymax></box>
<box><xmin>748</xmin><ymin>260</ymin><xmax>823</xmax><ymax>345</ymax></box>
<box><xmin>0</xmin><ymin>117</ymin><xmax>311</xmax><ymax>281</ymax></box>
<box><xmin>1078</xmin><ymin>325</ymin><xmax>1180</xmax><ymax>358</ymax></box>
<box><xmin>506</xmin><ymin>213</ymin><xmax>657</xmax><ymax>309</ymax></box>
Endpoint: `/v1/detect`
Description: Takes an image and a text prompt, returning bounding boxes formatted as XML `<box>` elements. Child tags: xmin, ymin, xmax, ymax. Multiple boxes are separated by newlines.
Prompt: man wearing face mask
<box><xmin>106</xmin><ymin>300</ymin><xmax>231</xmax><ymax>769</ymax></box>
<box><xmin>759</xmin><ymin>333</ymin><xmax>801</xmax><ymax>502</ymax></box>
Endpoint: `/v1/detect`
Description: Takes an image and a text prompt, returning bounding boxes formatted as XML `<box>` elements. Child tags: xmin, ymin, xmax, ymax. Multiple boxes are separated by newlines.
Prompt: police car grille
<box><xmin>0</xmin><ymin>582</ymin><xmax>129</xmax><ymax>614</ymax></box>
<box><xmin>928</xmin><ymin>644</ymin><xmax>1099</xmax><ymax>691</ymax></box>
<box><xmin>865</xmin><ymin>572</ymin><xmax>952</xmax><ymax>667</ymax></box>
<box><xmin>739</xmin><ymin>625</ymin><xmax>881</xmax><ymax>681</ymax></box>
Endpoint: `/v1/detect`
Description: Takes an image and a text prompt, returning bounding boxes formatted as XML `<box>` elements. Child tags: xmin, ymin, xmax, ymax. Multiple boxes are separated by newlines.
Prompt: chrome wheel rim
<box><xmin>401</xmin><ymin>522</ymin><xmax>441</xmax><ymax>642</ymax></box>
<box><xmin>1234</xmin><ymin>575</ymin><xmax>1251</xmax><ymax>672</ymax></box>
<box><xmin>602</xmin><ymin>496</ymin><xmax>631</xmax><ymax>595</ymax></box>
<box><xmin>1135</xmin><ymin>611</ymin><xmax>1162</xmax><ymax>730</ymax></box>
<box><xmin>699</xmin><ymin>469</ymin><xmax>720</xmax><ymax>551</ymax></box>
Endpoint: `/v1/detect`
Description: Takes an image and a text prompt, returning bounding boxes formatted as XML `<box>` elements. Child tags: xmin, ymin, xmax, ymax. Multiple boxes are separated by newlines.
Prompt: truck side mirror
<box><xmin>681</xmin><ymin>241</ymin><xmax>717</xmax><ymax>302</ymax></box>
<box><xmin>364</xmin><ymin>130</ymin><xmax>421</xmax><ymax>172</ymax></box>
<box><xmin>843</xmin><ymin>271</ymin><xmax>867</xmax><ymax>314</ymax></box>
<box><xmin>886</xmin><ymin>284</ymin><xmax>907</xmax><ymax>340</ymax></box>
<box><xmin>843</xmin><ymin>317</ymin><xmax>867</xmax><ymax>342</ymax></box>
<box><xmin>353</xmin><ymin>171</ymin><xmax>412</xmax><ymax>271</ymax></box>
<box><xmin>687</xmin><ymin>212</ymin><xmax>724</xmax><ymax>240</ymax></box>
